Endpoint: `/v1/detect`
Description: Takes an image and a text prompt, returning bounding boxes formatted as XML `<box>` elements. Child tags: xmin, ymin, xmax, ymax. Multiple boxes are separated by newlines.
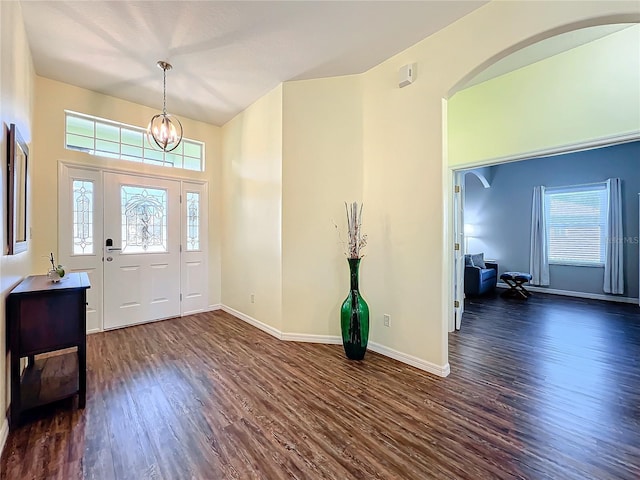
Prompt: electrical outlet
<box><xmin>383</xmin><ymin>314</ymin><xmax>391</xmax><ymax>327</ymax></box>
<box><xmin>250</xmin><ymin>293</ymin><xmax>255</xmax><ymax>304</ymax></box>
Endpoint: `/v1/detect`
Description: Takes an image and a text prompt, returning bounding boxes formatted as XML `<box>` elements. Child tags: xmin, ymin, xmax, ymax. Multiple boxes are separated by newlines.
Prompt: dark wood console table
<box><xmin>7</xmin><ymin>272</ymin><xmax>90</xmax><ymax>428</ymax></box>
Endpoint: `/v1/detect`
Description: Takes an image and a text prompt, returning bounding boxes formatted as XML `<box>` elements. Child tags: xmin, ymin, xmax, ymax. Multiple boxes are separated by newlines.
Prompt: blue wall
<box><xmin>465</xmin><ymin>141</ymin><xmax>640</xmax><ymax>299</ymax></box>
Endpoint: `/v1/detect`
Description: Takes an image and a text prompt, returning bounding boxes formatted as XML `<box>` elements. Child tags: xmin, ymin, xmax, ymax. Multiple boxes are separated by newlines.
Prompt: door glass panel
<box><xmin>73</xmin><ymin>180</ymin><xmax>94</xmax><ymax>255</ymax></box>
<box><xmin>186</xmin><ymin>192</ymin><xmax>200</xmax><ymax>251</ymax></box>
<box><xmin>121</xmin><ymin>185</ymin><xmax>167</xmax><ymax>253</ymax></box>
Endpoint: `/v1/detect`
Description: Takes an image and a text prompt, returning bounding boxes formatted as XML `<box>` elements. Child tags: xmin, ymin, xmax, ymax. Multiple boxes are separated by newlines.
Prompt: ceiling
<box><xmin>21</xmin><ymin>2</ymin><xmax>633</xmax><ymax>127</ymax></box>
<box><xmin>20</xmin><ymin>1</ymin><xmax>488</xmax><ymax>126</ymax></box>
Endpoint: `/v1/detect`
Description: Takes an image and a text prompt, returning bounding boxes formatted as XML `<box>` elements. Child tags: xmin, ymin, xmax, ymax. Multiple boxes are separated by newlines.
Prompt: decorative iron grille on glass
<box><xmin>147</xmin><ymin>61</ymin><xmax>183</xmax><ymax>152</ymax></box>
<box><xmin>121</xmin><ymin>186</ymin><xmax>168</xmax><ymax>254</ymax></box>
<box><xmin>72</xmin><ymin>180</ymin><xmax>94</xmax><ymax>255</ymax></box>
<box><xmin>186</xmin><ymin>192</ymin><xmax>200</xmax><ymax>251</ymax></box>
<box><xmin>65</xmin><ymin>111</ymin><xmax>204</xmax><ymax>171</ymax></box>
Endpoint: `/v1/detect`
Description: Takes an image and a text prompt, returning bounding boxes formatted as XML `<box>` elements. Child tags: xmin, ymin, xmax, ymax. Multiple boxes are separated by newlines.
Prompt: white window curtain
<box><xmin>530</xmin><ymin>185</ymin><xmax>550</xmax><ymax>286</ymax></box>
<box><xmin>604</xmin><ymin>178</ymin><xmax>624</xmax><ymax>294</ymax></box>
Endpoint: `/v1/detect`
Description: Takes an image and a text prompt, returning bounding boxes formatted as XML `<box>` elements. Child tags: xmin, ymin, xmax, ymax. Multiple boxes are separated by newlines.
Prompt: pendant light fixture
<box><xmin>147</xmin><ymin>60</ymin><xmax>183</xmax><ymax>152</ymax></box>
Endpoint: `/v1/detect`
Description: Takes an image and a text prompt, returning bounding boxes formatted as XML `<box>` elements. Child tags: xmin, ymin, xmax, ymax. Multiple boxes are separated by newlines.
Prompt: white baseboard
<box><xmin>221</xmin><ymin>304</ymin><xmax>449</xmax><ymax>377</ymax></box>
<box><xmin>220</xmin><ymin>305</ymin><xmax>282</xmax><ymax>340</ymax></box>
<box><xmin>497</xmin><ymin>282</ymin><xmax>639</xmax><ymax>304</ymax></box>
<box><xmin>179</xmin><ymin>304</ymin><xmax>222</xmax><ymax>316</ymax></box>
<box><xmin>0</xmin><ymin>417</ymin><xmax>8</xmax><ymax>458</ymax></box>
<box><xmin>368</xmin><ymin>342</ymin><xmax>450</xmax><ymax>377</ymax></box>
<box><xmin>86</xmin><ymin>328</ymin><xmax>101</xmax><ymax>335</ymax></box>
<box><xmin>281</xmin><ymin>333</ymin><xmax>342</xmax><ymax>344</ymax></box>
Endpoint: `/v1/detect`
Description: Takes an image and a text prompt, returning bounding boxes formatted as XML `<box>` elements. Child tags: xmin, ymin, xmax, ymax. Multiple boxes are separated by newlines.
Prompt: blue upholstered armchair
<box><xmin>464</xmin><ymin>253</ymin><xmax>497</xmax><ymax>296</ymax></box>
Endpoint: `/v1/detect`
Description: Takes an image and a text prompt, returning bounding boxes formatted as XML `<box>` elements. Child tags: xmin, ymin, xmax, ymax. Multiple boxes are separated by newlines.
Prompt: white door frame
<box><xmin>453</xmin><ymin>171</ymin><xmax>465</xmax><ymax>330</ymax></box>
<box><xmin>58</xmin><ymin>161</ymin><xmax>209</xmax><ymax>332</ymax></box>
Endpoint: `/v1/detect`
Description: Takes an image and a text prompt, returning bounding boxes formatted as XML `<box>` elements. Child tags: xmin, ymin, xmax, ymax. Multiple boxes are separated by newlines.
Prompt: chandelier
<box><xmin>147</xmin><ymin>61</ymin><xmax>183</xmax><ymax>152</ymax></box>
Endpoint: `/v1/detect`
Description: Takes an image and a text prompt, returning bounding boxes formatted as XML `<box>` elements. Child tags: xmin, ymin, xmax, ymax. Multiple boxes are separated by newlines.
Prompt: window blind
<box><xmin>544</xmin><ymin>184</ymin><xmax>607</xmax><ymax>265</ymax></box>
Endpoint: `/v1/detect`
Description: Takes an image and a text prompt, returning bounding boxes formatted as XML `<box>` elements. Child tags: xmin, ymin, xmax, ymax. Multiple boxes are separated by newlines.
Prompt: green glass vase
<box><xmin>341</xmin><ymin>258</ymin><xmax>370</xmax><ymax>360</ymax></box>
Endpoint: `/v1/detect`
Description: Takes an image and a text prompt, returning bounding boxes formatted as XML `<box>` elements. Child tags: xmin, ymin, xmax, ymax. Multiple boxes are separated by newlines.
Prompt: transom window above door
<box><xmin>65</xmin><ymin>111</ymin><xmax>205</xmax><ymax>172</ymax></box>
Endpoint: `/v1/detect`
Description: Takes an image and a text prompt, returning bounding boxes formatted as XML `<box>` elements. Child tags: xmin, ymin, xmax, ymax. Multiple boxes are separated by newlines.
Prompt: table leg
<box><xmin>78</xmin><ymin>342</ymin><xmax>86</xmax><ymax>408</ymax></box>
<box><xmin>501</xmin><ymin>278</ymin><xmax>517</xmax><ymax>298</ymax></box>
<box><xmin>515</xmin><ymin>281</ymin><xmax>528</xmax><ymax>299</ymax></box>
<box><xmin>10</xmin><ymin>348</ymin><xmax>21</xmax><ymax>428</ymax></box>
<box><xmin>502</xmin><ymin>278</ymin><xmax>532</xmax><ymax>299</ymax></box>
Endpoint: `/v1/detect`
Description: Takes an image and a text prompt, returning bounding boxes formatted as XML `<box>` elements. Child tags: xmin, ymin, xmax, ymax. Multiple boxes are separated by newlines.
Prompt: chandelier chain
<box><xmin>162</xmin><ymin>67</ymin><xmax>167</xmax><ymax>115</ymax></box>
<box><xmin>147</xmin><ymin>60</ymin><xmax>183</xmax><ymax>152</ymax></box>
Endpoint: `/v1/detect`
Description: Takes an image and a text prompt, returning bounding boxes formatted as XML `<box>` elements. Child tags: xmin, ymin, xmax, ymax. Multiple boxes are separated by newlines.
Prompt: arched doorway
<box><xmin>445</xmin><ymin>20</ymin><xmax>639</xmax><ymax>334</ymax></box>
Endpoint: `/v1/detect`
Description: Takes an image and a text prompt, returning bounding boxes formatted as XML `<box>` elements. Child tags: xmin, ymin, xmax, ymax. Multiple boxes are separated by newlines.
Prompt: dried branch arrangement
<box><xmin>335</xmin><ymin>201</ymin><xmax>368</xmax><ymax>259</ymax></box>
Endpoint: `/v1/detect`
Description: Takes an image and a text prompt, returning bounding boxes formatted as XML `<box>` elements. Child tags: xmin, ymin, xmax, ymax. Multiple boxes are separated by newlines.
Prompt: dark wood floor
<box><xmin>2</xmin><ymin>294</ymin><xmax>639</xmax><ymax>479</ymax></box>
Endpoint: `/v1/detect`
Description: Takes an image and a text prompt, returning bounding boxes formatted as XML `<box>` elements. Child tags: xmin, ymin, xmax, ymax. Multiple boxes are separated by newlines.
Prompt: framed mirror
<box><xmin>7</xmin><ymin>123</ymin><xmax>28</xmax><ymax>255</ymax></box>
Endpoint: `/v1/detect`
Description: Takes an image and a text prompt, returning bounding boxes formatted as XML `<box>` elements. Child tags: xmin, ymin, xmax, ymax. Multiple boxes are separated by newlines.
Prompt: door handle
<box><xmin>105</xmin><ymin>238</ymin><xmax>121</xmax><ymax>252</ymax></box>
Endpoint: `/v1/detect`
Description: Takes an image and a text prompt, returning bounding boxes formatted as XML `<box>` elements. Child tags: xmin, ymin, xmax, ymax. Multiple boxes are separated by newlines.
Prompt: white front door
<box><xmin>102</xmin><ymin>173</ymin><xmax>181</xmax><ymax>329</ymax></box>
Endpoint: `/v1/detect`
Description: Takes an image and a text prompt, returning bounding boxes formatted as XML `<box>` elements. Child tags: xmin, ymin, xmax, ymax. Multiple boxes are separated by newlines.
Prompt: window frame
<box><xmin>65</xmin><ymin>110</ymin><xmax>205</xmax><ymax>172</ymax></box>
<box><xmin>544</xmin><ymin>183</ymin><xmax>608</xmax><ymax>268</ymax></box>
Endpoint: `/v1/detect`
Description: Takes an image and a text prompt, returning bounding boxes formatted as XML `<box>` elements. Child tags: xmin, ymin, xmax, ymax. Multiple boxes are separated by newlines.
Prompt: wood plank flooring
<box><xmin>1</xmin><ymin>293</ymin><xmax>639</xmax><ymax>479</ymax></box>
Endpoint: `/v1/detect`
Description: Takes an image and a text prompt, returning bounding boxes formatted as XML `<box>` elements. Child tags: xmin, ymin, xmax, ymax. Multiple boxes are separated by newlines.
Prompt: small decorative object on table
<box><xmin>47</xmin><ymin>252</ymin><xmax>65</xmax><ymax>283</ymax></box>
<box><xmin>336</xmin><ymin>202</ymin><xmax>370</xmax><ymax>360</ymax></box>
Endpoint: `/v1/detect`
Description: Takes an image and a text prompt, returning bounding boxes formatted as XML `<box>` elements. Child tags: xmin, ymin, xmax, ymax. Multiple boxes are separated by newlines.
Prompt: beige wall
<box><xmin>32</xmin><ymin>77</ymin><xmax>222</xmax><ymax>309</ymax></box>
<box><xmin>2</xmin><ymin>2</ymin><xmax>637</xmax><ymax>438</ymax></box>
<box><xmin>282</xmin><ymin>75</ymin><xmax>363</xmax><ymax>336</ymax></box>
<box><xmin>216</xmin><ymin>1</ymin><xmax>638</xmax><ymax>373</ymax></box>
<box><xmin>221</xmin><ymin>85</ymin><xmax>283</xmax><ymax>330</ymax></box>
<box><xmin>0</xmin><ymin>0</ymin><xmax>35</xmax><ymax>430</ymax></box>
<box><xmin>448</xmin><ymin>24</ymin><xmax>640</xmax><ymax>166</ymax></box>
<box><xmin>219</xmin><ymin>75</ymin><xmax>364</xmax><ymax>338</ymax></box>
<box><xmin>360</xmin><ymin>1</ymin><xmax>639</xmax><ymax>370</ymax></box>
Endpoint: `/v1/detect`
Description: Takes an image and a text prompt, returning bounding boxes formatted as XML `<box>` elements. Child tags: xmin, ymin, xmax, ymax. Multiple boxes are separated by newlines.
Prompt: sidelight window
<box><xmin>186</xmin><ymin>192</ymin><xmax>200</xmax><ymax>251</ymax></box>
<box><xmin>72</xmin><ymin>180</ymin><xmax>94</xmax><ymax>255</ymax></box>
